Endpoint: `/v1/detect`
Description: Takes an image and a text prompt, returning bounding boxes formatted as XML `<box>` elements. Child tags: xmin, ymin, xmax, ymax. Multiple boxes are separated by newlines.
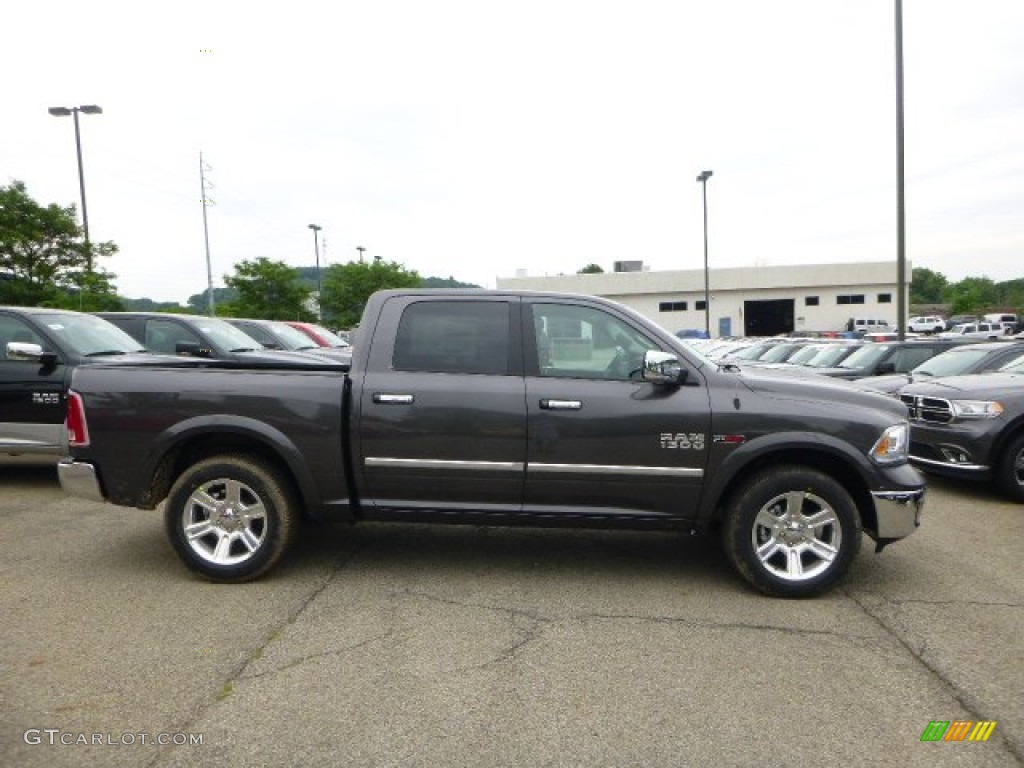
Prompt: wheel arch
<box><xmin>696</xmin><ymin>435</ymin><xmax>876</xmax><ymax>534</ymax></box>
<box><xmin>138</xmin><ymin>416</ymin><xmax>317</xmax><ymax>517</ymax></box>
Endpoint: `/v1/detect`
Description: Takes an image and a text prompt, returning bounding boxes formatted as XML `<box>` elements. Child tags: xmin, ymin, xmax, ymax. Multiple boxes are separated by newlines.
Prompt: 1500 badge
<box><xmin>32</xmin><ymin>393</ymin><xmax>61</xmax><ymax>405</ymax></box>
<box><xmin>660</xmin><ymin>432</ymin><xmax>705</xmax><ymax>450</ymax></box>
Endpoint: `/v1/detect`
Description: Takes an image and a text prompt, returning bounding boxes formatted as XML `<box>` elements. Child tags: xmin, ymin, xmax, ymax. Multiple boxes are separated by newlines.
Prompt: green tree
<box><xmin>577</xmin><ymin>263</ymin><xmax>604</xmax><ymax>274</ymax></box>
<box><xmin>910</xmin><ymin>267</ymin><xmax>948</xmax><ymax>304</ymax></box>
<box><xmin>320</xmin><ymin>259</ymin><xmax>421</xmax><ymax>328</ymax></box>
<box><xmin>946</xmin><ymin>276</ymin><xmax>998</xmax><ymax>315</ymax></box>
<box><xmin>0</xmin><ymin>180</ymin><xmax>120</xmax><ymax>307</ymax></box>
<box><xmin>221</xmin><ymin>258</ymin><xmax>316</xmax><ymax>320</ymax></box>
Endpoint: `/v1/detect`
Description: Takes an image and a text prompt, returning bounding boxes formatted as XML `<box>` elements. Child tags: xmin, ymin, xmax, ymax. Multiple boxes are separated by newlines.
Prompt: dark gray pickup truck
<box><xmin>59</xmin><ymin>290</ymin><xmax>925</xmax><ymax>597</ymax></box>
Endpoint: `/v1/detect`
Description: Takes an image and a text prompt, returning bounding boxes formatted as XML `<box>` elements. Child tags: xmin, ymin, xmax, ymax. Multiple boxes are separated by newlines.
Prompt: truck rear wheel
<box><xmin>721</xmin><ymin>466</ymin><xmax>861</xmax><ymax>597</ymax></box>
<box><xmin>997</xmin><ymin>434</ymin><xmax>1024</xmax><ymax>502</ymax></box>
<box><xmin>164</xmin><ymin>455</ymin><xmax>298</xmax><ymax>582</ymax></box>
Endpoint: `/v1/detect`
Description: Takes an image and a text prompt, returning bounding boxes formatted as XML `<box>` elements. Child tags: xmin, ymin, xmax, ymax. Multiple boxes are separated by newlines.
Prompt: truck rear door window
<box><xmin>393</xmin><ymin>301</ymin><xmax>510</xmax><ymax>375</ymax></box>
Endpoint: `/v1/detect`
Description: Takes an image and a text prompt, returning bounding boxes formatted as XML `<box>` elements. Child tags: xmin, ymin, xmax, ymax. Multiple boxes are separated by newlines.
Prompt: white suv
<box><xmin>938</xmin><ymin>322</ymin><xmax>1005</xmax><ymax>340</ymax></box>
<box><xmin>907</xmin><ymin>315</ymin><xmax>945</xmax><ymax>333</ymax></box>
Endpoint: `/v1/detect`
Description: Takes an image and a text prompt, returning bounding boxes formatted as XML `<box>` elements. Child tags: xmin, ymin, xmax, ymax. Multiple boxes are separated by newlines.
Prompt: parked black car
<box><xmin>855</xmin><ymin>341</ymin><xmax>1024</xmax><ymax>395</ymax></box>
<box><xmin>900</xmin><ymin>358</ymin><xmax>1024</xmax><ymax>501</ymax></box>
<box><xmin>97</xmin><ymin>312</ymin><xmax>333</xmax><ymax>365</ymax></box>
<box><xmin>814</xmin><ymin>339</ymin><xmax>976</xmax><ymax>380</ymax></box>
<box><xmin>225</xmin><ymin>318</ymin><xmax>351</xmax><ymax>362</ymax></box>
<box><xmin>1</xmin><ymin>306</ymin><xmax>173</xmax><ymax>458</ymax></box>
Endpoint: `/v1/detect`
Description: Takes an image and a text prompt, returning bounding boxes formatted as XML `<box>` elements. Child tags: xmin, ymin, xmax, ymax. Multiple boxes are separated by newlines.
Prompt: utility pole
<box><xmin>199</xmin><ymin>153</ymin><xmax>215</xmax><ymax>316</ymax></box>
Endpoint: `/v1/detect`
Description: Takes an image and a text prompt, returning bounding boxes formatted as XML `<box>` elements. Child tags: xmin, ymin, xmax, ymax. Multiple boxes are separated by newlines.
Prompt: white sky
<box><xmin>3</xmin><ymin>0</ymin><xmax>1022</xmax><ymax>303</ymax></box>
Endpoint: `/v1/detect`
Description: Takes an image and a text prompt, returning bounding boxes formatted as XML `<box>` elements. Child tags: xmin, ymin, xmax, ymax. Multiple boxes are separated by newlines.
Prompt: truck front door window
<box><xmin>530</xmin><ymin>304</ymin><xmax>656</xmax><ymax>380</ymax></box>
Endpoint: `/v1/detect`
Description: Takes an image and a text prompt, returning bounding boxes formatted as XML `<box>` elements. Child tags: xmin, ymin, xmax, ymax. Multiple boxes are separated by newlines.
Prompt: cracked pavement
<box><xmin>2</xmin><ymin>463</ymin><xmax>1021</xmax><ymax>767</ymax></box>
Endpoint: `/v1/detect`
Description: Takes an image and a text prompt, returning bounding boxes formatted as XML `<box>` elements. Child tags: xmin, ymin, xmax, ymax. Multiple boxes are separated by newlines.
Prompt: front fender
<box><xmin>694</xmin><ymin>431</ymin><xmax>881</xmax><ymax>531</ymax></box>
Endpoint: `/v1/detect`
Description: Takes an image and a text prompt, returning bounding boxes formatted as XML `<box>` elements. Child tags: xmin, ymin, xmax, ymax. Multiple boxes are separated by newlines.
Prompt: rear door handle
<box><xmin>540</xmin><ymin>399</ymin><xmax>582</xmax><ymax>411</ymax></box>
<box><xmin>373</xmin><ymin>393</ymin><xmax>415</xmax><ymax>404</ymax></box>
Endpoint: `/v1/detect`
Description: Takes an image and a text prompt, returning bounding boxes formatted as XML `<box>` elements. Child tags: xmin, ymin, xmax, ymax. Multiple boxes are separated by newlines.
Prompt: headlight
<box><xmin>950</xmin><ymin>400</ymin><xmax>1004</xmax><ymax>419</ymax></box>
<box><xmin>870</xmin><ymin>423</ymin><xmax>909</xmax><ymax>465</ymax></box>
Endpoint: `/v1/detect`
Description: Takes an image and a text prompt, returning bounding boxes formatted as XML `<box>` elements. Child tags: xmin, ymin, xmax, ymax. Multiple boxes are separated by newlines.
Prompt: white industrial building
<box><xmin>496</xmin><ymin>260</ymin><xmax>909</xmax><ymax>337</ymax></box>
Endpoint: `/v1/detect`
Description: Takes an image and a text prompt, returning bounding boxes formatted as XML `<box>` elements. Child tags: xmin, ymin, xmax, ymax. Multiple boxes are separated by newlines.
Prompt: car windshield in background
<box><xmin>785</xmin><ymin>344</ymin><xmax>828</xmax><ymax>365</ymax></box>
<box><xmin>998</xmin><ymin>353</ymin><xmax>1024</xmax><ymax>373</ymax></box>
<box><xmin>37</xmin><ymin>313</ymin><xmax>146</xmax><ymax>356</ymax></box>
<box><xmin>195</xmin><ymin>319</ymin><xmax>266</xmax><ymax>352</ymax></box>
<box><xmin>838</xmin><ymin>343</ymin><xmax>894</xmax><ymax>370</ymax></box>
<box><xmin>914</xmin><ymin>345</ymin><xmax>1006</xmax><ymax>378</ymax></box>
<box><xmin>268</xmin><ymin>322</ymin><xmax>321</xmax><ymax>350</ymax></box>
<box><xmin>308</xmin><ymin>324</ymin><xmax>350</xmax><ymax>348</ymax></box>
<box><xmin>806</xmin><ymin>345</ymin><xmax>860</xmax><ymax>367</ymax></box>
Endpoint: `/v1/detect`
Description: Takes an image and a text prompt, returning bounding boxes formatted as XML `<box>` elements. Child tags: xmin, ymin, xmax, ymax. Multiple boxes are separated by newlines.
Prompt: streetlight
<box><xmin>308</xmin><ymin>224</ymin><xmax>322</xmax><ymax>320</ymax></box>
<box><xmin>48</xmin><ymin>104</ymin><xmax>102</xmax><ymax>272</ymax></box>
<box><xmin>356</xmin><ymin>246</ymin><xmax>366</xmax><ymax>263</ymax></box>
<box><xmin>696</xmin><ymin>169</ymin><xmax>713</xmax><ymax>337</ymax></box>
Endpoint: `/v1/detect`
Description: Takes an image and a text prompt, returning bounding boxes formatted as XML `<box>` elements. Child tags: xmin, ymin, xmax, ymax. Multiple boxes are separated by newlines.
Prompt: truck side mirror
<box><xmin>642</xmin><ymin>350</ymin><xmax>686</xmax><ymax>385</ymax></box>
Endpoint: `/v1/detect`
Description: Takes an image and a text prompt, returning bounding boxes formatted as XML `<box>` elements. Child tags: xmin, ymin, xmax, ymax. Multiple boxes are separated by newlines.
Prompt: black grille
<box><xmin>901</xmin><ymin>394</ymin><xmax>953</xmax><ymax>423</ymax></box>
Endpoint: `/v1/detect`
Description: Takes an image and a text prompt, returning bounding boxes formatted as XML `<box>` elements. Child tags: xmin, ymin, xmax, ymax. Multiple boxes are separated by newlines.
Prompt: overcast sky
<box><xmin>3</xmin><ymin>1</ymin><xmax>1022</xmax><ymax>303</ymax></box>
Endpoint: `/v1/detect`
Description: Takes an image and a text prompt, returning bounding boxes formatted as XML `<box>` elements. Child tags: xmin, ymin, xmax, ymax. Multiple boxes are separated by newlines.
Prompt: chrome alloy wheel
<box><xmin>182</xmin><ymin>478</ymin><xmax>268</xmax><ymax>566</ymax></box>
<box><xmin>751</xmin><ymin>490</ymin><xmax>842</xmax><ymax>582</ymax></box>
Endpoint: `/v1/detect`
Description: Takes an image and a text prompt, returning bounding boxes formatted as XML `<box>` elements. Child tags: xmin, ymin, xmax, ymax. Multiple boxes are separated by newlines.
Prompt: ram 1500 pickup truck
<box><xmin>58</xmin><ymin>290</ymin><xmax>926</xmax><ymax>597</ymax></box>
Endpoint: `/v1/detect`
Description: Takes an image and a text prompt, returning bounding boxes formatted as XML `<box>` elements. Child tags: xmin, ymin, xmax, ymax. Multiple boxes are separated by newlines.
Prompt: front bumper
<box><xmin>906</xmin><ymin>420</ymin><xmax>998</xmax><ymax>479</ymax></box>
<box><xmin>870</xmin><ymin>488</ymin><xmax>925</xmax><ymax>540</ymax></box>
<box><xmin>57</xmin><ymin>460</ymin><xmax>105</xmax><ymax>503</ymax></box>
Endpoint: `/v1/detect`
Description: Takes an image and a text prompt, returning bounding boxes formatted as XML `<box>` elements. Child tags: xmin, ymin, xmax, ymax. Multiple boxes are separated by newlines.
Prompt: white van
<box><xmin>984</xmin><ymin>313</ymin><xmax>1019</xmax><ymax>328</ymax></box>
<box><xmin>845</xmin><ymin>317</ymin><xmax>891</xmax><ymax>334</ymax></box>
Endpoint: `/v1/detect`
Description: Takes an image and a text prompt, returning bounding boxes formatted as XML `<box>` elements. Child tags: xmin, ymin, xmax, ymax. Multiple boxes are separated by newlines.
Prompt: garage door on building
<box><xmin>744</xmin><ymin>299</ymin><xmax>794</xmax><ymax>337</ymax></box>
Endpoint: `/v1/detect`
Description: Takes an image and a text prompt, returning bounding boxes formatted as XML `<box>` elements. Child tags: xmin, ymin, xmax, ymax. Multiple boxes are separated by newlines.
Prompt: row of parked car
<box><xmin>1</xmin><ymin>307</ymin><xmax>352</xmax><ymax>459</ymax></box>
<box><xmin>684</xmin><ymin>334</ymin><xmax>1024</xmax><ymax>502</ymax></box>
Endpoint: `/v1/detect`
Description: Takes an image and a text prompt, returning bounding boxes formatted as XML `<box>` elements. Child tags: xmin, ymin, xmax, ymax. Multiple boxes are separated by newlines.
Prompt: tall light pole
<box><xmin>48</xmin><ymin>104</ymin><xmax>102</xmax><ymax>272</ymax></box>
<box><xmin>308</xmin><ymin>224</ymin><xmax>323</xmax><ymax>320</ymax></box>
<box><xmin>696</xmin><ymin>169</ymin><xmax>713</xmax><ymax>337</ymax></box>
<box><xmin>895</xmin><ymin>0</ymin><xmax>907</xmax><ymax>341</ymax></box>
<box><xmin>356</xmin><ymin>246</ymin><xmax>366</xmax><ymax>263</ymax></box>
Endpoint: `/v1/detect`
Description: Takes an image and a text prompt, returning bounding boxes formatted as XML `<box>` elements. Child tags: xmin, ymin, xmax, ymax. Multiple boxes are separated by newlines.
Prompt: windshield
<box><xmin>806</xmin><ymin>345</ymin><xmax>858</xmax><ymax>367</ymax></box>
<box><xmin>759</xmin><ymin>344</ymin><xmax>803</xmax><ymax>363</ymax></box>
<box><xmin>786</xmin><ymin>344</ymin><xmax>826</xmax><ymax>365</ymax></box>
<box><xmin>308</xmin><ymin>324</ymin><xmax>351</xmax><ymax>348</ymax></box>
<box><xmin>914</xmin><ymin>346</ymin><xmax>1000</xmax><ymax>377</ymax></box>
<box><xmin>37</xmin><ymin>313</ymin><xmax>147</xmax><ymax>356</ymax></box>
<box><xmin>838</xmin><ymin>343</ymin><xmax>895</xmax><ymax>370</ymax></box>
<box><xmin>194</xmin><ymin>319</ymin><xmax>266</xmax><ymax>352</ymax></box>
<box><xmin>267</xmin><ymin>322</ymin><xmax>321</xmax><ymax>350</ymax></box>
<box><xmin>997</xmin><ymin>352</ymin><xmax>1024</xmax><ymax>373</ymax></box>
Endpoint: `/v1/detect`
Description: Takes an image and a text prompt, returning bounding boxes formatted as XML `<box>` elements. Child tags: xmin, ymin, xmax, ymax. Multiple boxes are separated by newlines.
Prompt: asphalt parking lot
<box><xmin>1</xmin><ymin>462</ymin><xmax>1021</xmax><ymax>768</ymax></box>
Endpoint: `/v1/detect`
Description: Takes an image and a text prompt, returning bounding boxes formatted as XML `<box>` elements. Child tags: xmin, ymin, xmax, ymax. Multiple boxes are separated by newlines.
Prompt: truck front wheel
<box><xmin>164</xmin><ymin>455</ymin><xmax>298</xmax><ymax>582</ymax></box>
<box><xmin>721</xmin><ymin>467</ymin><xmax>862</xmax><ymax>597</ymax></box>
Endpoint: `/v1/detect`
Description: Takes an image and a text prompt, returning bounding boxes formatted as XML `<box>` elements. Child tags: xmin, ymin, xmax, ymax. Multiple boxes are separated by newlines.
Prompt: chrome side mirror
<box><xmin>6</xmin><ymin>341</ymin><xmax>45</xmax><ymax>361</ymax></box>
<box><xmin>642</xmin><ymin>350</ymin><xmax>685</xmax><ymax>385</ymax></box>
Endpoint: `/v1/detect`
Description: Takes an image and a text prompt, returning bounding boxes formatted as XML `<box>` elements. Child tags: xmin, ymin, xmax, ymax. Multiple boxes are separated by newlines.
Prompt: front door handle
<box><xmin>540</xmin><ymin>399</ymin><xmax>582</xmax><ymax>411</ymax></box>
<box><xmin>373</xmin><ymin>393</ymin><xmax>415</xmax><ymax>404</ymax></box>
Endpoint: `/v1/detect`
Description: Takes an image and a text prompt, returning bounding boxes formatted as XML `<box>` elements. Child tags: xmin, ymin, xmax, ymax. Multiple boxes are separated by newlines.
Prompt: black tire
<box><xmin>997</xmin><ymin>434</ymin><xmax>1024</xmax><ymax>503</ymax></box>
<box><xmin>721</xmin><ymin>466</ymin><xmax>862</xmax><ymax>598</ymax></box>
<box><xmin>164</xmin><ymin>455</ymin><xmax>298</xmax><ymax>582</ymax></box>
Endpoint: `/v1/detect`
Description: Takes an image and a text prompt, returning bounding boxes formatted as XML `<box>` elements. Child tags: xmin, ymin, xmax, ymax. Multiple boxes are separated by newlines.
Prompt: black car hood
<box><xmin>901</xmin><ymin>372</ymin><xmax>1024</xmax><ymax>399</ymax></box>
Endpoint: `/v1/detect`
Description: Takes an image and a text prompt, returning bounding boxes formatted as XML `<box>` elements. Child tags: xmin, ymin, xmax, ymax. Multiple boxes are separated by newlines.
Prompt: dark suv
<box><xmin>900</xmin><ymin>357</ymin><xmax>1024</xmax><ymax>501</ymax></box>
<box><xmin>814</xmin><ymin>339</ymin><xmax>975</xmax><ymax>380</ymax></box>
<box><xmin>97</xmin><ymin>312</ymin><xmax>334</xmax><ymax>365</ymax></box>
<box><xmin>856</xmin><ymin>341</ymin><xmax>1024</xmax><ymax>395</ymax></box>
<box><xmin>1</xmin><ymin>306</ymin><xmax>171</xmax><ymax>458</ymax></box>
